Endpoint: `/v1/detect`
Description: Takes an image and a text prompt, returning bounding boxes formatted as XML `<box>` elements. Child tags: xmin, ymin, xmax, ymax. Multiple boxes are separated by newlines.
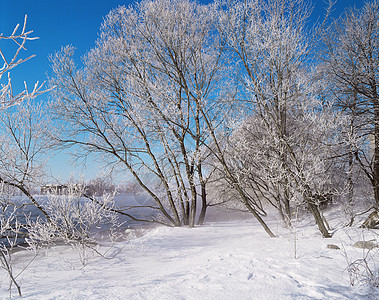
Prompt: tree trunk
<box><xmin>236</xmin><ymin>183</ymin><xmax>275</xmax><ymax>237</ymax></box>
<box><xmin>283</xmin><ymin>179</ymin><xmax>291</xmax><ymax>227</ymax></box>
<box><xmin>245</xmin><ymin>200</ymin><xmax>276</xmax><ymax>238</ymax></box>
<box><xmin>346</xmin><ymin>149</ymin><xmax>355</xmax><ymax>226</ymax></box>
<box><xmin>197</xmin><ymin>193</ymin><xmax>207</xmax><ymax>226</ymax></box>
<box><xmin>348</xmin><ymin>145</ymin><xmax>354</xmax><ymax>205</ymax></box>
<box><xmin>307</xmin><ymin>201</ymin><xmax>331</xmax><ymax>238</ymax></box>
<box><xmin>189</xmin><ymin>189</ymin><xmax>197</xmax><ymax>228</ymax></box>
<box><xmin>184</xmin><ymin>201</ymin><xmax>190</xmax><ymax>225</ymax></box>
<box><xmin>189</xmin><ymin>172</ymin><xmax>197</xmax><ymax>228</ymax></box>
<box><xmin>197</xmin><ymin>165</ymin><xmax>207</xmax><ymax>226</ymax></box>
<box><xmin>279</xmin><ymin>97</ymin><xmax>291</xmax><ymax>226</ymax></box>
<box><xmin>348</xmin><ymin>90</ymin><xmax>357</xmax><ymax>208</ymax></box>
<box><xmin>276</xmin><ymin>195</ymin><xmax>287</xmax><ymax>226</ymax></box>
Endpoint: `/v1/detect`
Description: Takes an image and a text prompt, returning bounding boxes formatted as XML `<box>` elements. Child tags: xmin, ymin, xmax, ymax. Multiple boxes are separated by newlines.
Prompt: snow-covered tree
<box><xmin>216</xmin><ymin>0</ymin><xmax>338</xmax><ymax>237</ymax></box>
<box><xmin>50</xmin><ymin>0</ymin><xmax>225</xmax><ymax>227</ymax></box>
<box><xmin>323</xmin><ymin>1</ymin><xmax>379</xmax><ymax>211</ymax></box>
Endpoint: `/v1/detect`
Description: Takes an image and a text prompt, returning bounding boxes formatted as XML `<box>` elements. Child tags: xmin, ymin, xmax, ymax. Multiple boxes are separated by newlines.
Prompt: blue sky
<box><xmin>0</xmin><ymin>0</ymin><xmax>365</xmax><ymax>183</ymax></box>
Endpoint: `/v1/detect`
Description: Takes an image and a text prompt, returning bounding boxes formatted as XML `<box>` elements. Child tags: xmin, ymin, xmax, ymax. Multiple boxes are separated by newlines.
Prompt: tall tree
<box><xmin>323</xmin><ymin>1</ymin><xmax>379</xmax><ymax>209</ymax></box>
<box><xmin>50</xmin><ymin>0</ymin><xmax>224</xmax><ymax>227</ymax></box>
<box><xmin>217</xmin><ymin>0</ymin><xmax>336</xmax><ymax>237</ymax></box>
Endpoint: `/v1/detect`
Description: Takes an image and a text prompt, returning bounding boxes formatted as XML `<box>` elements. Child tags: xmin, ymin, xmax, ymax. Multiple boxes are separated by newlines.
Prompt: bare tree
<box><xmin>49</xmin><ymin>0</ymin><xmax>284</xmax><ymax>237</ymax></box>
<box><xmin>216</xmin><ymin>0</ymin><xmax>336</xmax><ymax>237</ymax></box>
<box><xmin>50</xmin><ymin>0</ymin><xmax>224</xmax><ymax>227</ymax></box>
<box><xmin>323</xmin><ymin>1</ymin><xmax>379</xmax><ymax>211</ymax></box>
<box><xmin>320</xmin><ymin>60</ymin><xmax>372</xmax><ymax>226</ymax></box>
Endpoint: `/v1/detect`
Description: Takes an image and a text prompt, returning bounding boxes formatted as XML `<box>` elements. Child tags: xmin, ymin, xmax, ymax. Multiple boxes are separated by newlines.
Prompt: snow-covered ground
<box><xmin>1</xmin><ymin>209</ymin><xmax>378</xmax><ymax>299</ymax></box>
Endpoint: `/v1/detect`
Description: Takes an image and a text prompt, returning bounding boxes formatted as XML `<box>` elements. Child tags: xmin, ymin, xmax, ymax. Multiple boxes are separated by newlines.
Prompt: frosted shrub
<box><xmin>27</xmin><ymin>183</ymin><xmax>119</xmax><ymax>265</ymax></box>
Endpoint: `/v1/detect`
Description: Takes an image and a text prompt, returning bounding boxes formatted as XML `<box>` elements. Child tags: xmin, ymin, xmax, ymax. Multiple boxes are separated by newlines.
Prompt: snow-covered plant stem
<box><xmin>343</xmin><ymin>231</ymin><xmax>379</xmax><ymax>288</ymax></box>
<box><xmin>0</xmin><ymin>204</ymin><xmax>37</xmax><ymax>298</ymax></box>
<box><xmin>0</xmin><ymin>207</ymin><xmax>22</xmax><ymax>297</ymax></box>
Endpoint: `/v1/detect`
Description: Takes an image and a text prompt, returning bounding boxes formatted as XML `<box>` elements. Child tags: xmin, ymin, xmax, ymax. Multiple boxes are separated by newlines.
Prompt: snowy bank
<box><xmin>1</xmin><ymin>216</ymin><xmax>378</xmax><ymax>299</ymax></box>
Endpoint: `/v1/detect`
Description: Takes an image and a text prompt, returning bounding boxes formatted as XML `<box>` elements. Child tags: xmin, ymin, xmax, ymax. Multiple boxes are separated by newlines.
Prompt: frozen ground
<box><xmin>1</xmin><ymin>209</ymin><xmax>378</xmax><ymax>299</ymax></box>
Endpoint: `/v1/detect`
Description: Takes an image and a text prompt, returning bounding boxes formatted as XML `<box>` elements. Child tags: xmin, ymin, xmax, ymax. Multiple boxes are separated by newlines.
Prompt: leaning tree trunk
<box><xmin>234</xmin><ymin>181</ymin><xmax>275</xmax><ymax>237</ymax></box>
<box><xmin>304</xmin><ymin>189</ymin><xmax>331</xmax><ymax>238</ymax></box>
<box><xmin>308</xmin><ymin>202</ymin><xmax>332</xmax><ymax>238</ymax></box>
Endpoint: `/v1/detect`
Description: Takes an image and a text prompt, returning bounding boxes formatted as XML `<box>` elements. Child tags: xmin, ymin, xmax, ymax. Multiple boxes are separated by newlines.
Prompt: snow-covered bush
<box><xmin>26</xmin><ymin>182</ymin><xmax>119</xmax><ymax>265</ymax></box>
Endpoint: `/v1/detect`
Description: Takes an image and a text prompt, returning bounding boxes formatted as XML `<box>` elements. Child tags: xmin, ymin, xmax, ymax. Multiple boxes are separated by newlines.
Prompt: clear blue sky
<box><xmin>0</xmin><ymin>0</ymin><xmax>365</xmax><ymax>183</ymax></box>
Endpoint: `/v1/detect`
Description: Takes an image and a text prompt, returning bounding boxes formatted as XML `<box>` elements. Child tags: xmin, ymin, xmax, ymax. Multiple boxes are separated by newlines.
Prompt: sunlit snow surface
<box><xmin>1</xmin><ymin>208</ymin><xmax>378</xmax><ymax>299</ymax></box>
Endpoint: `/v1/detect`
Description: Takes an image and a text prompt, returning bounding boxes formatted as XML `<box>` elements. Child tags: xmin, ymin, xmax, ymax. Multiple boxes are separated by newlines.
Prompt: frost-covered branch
<box><xmin>0</xmin><ymin>15</ymin><xmax>48</xmax><ymax>109</ymax></box>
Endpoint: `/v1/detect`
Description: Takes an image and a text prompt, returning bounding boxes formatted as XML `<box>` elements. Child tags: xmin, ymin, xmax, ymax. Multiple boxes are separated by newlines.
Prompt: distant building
<box><xmin>41</xmin><ymin>184</ymin><xmax>68</xmax><ymax>195</ymax></box>
<box><xmin>40</xmin><ymin>184</ymin><xmax>85</xmax><ymax>195</ymax></box>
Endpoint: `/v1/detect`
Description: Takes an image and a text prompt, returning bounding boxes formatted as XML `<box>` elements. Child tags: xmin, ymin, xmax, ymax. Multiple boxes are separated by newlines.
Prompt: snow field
<box><xmin>1</xmin><ymin>216</ymin><xmax>378</xmax><ymax>299</ymax></box>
